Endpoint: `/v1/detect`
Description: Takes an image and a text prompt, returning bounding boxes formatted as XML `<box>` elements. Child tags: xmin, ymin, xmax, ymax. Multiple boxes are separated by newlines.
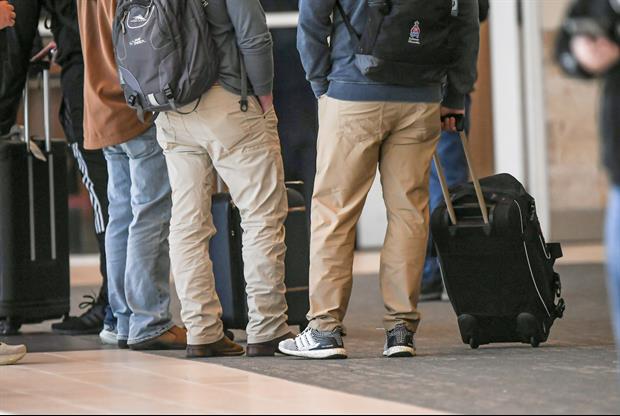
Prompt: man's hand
<box><xmin>440</xmin><ymin>107</ymin><xmax>466</xmax><ymax>133</ymax></box>
<box><xmin>258</xmin><ymin>94</ymin><xmax>274</xmax><ymax>114</ymax></box>
<box><xmin>571</xmin><ymin>35</ymin><xmax>620</xmax><ymax>75</ymax></box>
<box><xmin>0</xmin><ymin>1</ymin><xmax>16</xmax><ymax>30</ymax></box>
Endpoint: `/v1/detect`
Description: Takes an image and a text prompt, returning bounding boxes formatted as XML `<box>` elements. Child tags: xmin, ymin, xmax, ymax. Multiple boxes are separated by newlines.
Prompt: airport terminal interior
<box><xmin>1</xmin><ymin>0</ymin><xmax>620</xmax><ymax>414</ymax></box>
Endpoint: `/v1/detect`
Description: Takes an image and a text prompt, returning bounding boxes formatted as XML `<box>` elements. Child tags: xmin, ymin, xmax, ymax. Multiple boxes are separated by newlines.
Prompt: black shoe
<box><xmin>118</xmin><ymin>339</ymin><xmax>129</xmax><ymax>350</ymax></box>
<box><xmin>420</xmin><ymin>278</ymin><xmax>444</xmax><ymax>302</ymax></box>
<box><xmin>383</xmin><ymin>324</ymin><xmax>416</xmax><ymax>358</ymax></box>
<box><xmin>51</xmin><ymin>295</ymin><xmax>106</xmax><ymax>335</ymax></box>
<box><xmin>246</xmin><ymin>332</ymin><xmax>295</xmax><ymax>357</ymax></box>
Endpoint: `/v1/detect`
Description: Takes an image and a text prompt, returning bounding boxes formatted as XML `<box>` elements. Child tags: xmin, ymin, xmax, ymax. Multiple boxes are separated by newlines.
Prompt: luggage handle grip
<box><xmin>434</xmin><ymin>125</ymin><xmax>489</xmax><ymax>227</ymax></box>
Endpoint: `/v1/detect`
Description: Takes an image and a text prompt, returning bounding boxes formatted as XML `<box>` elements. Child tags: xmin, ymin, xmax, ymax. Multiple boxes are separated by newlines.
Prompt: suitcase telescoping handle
<box><xmin>434</xmin><ymin>114</ymin><xmax>489</xmax><ymax>226</ymax></box>
<box><xmin>24</xmin><ymin>53</ymin><xmax>57</xmax><ymax>261</ymax></box>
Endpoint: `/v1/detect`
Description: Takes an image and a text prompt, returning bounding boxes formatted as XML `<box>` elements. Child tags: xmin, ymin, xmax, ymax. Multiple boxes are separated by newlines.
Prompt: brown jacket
<box><xmin>77</xmin><ymin>0</ymin><xmax>152</xmax><ymax>150</ymax></box>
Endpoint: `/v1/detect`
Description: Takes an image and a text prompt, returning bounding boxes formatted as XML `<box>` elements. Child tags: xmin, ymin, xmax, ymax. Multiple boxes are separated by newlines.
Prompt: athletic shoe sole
<box><xmin>278</xmin><ymin>346</ymin><xmax>348</xmax><ymax>360</ymax></box>
<box><xmin>383</xmin><ymin>346</ymin><xmax>416</xmax><ymax>358</ymax></box>
<box><xmin>0</xmin><ymin>351</ymin><xmax>27</xmax><ymax>366</ymax></box>
<box><xmin>51</xmin><ymin>327</ymin><xmax>103</xmax><ymax>336</ymax></box>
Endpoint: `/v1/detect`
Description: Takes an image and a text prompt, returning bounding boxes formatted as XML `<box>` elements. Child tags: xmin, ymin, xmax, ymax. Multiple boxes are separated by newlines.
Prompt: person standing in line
<box><xmin>0</xmin><ymin>0</ymin><xmax>114</xmax><ymax>339</ymax></box>
<box><xmin>0</xmin><ymin>0</ymin><xmax>27</xmax><ymax>367</ymax></box>
<box><xmin>261</xmin><ymin>0</ymin><xmax>319</xmax><ymax>217</ymax></box>
<box><xmin>155</xmin><ymin>0</ymin><xmax>293</xmax><ymax>358</ymax></box>
<box><xmin>280</xmin><ymin>0</ymin><xmax>480</xmax><ymax>359</ymax></box>
<box><xmin>77</xmin><ymin>0</ymin><xmax>185</xmax><ymax>351</ymax></box>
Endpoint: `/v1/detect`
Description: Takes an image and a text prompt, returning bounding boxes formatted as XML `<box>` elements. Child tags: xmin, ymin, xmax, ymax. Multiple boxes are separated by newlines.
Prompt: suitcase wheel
<box><xmin>516</xmin><ymin>313</ymin><xmax>543</xmax><ymax>348</ymax></box>
<box><xmin>469</xmin><ymin>337</ymin><xmax>480</xmax><ymax>350</ymax></box>
<box><xmin>0</xmin><ymin>318</ymin><xmax>22</xmax><ymax>336</ymax></box>
<box><xmin>457</xmin><ymin>314</ymin><xmax>480</xmax><ymax>350</ymax></box>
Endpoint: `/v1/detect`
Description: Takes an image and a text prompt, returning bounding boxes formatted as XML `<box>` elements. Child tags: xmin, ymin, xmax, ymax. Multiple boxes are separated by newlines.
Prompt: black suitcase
<box><xmin>210</xmin><ymin>183</ymin><xmax>310</xmax><ymax>331</ymax></box>
<box><xmin>0</xmin><ymin>63</ymin><xmax>71</xmax><ymax>335</ymax></box>
<box><xmin>431</xmin><ymin>127</ymin><xmax>565</xmax><ymax>349</ymax></box>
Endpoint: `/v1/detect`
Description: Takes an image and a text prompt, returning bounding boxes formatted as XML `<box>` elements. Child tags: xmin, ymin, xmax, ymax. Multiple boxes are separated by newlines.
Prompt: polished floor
<box><xmin>0</xmin><ymin>350</ymin><xmax>434</xmax><ymax>414</ymax></box>
<box><xmin>0</xmin><ymin>246</ymin><xmax>618</xmax><ymax>414</ymax></box>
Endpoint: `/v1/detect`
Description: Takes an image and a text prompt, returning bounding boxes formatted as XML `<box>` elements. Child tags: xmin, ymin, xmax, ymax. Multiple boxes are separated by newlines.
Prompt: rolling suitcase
<box><xmin>430</xmin><ymin>121</ymin><xmax>566</xmax><ymax>349</ymax></box>
<box><xmin>0</xmin><ymin>61</ymin><xmax>71</xmax><ymax>335</ymax></box>
<box><xmin>210</xmin><ymin>182</ymin><xmax>310</xmax><ymax>331</ymax></box>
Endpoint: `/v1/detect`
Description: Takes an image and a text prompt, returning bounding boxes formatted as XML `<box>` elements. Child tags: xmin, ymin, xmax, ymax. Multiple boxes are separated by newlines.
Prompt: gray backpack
<box><xmin>113</xmin><ymin>0</ymin><xmax>220</xmax><ymax>120</ymax></box>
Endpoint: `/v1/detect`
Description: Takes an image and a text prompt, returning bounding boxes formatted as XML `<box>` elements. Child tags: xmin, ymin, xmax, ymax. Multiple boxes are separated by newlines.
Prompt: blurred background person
<box><xmin>556</xmin><ymin>0</ymin><xmax>620</xmax><ymax>353</ymax></box>
<box><xmin>0</xmin><ymin>0</ymin><xmax>112</xmax><ymax>339</ymax></box>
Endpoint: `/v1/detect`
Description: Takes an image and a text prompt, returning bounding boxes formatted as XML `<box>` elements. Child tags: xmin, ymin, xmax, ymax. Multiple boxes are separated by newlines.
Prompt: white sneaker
<box><xmin>99</xmin><ymin>326</ymin><xmax>118</xmax><ymax>346</ymax></box>
<box><xmin>279</xmin><ymin>327</ymin><xmax>347</xmax><ymax>359</ymax></box>
<box><xmin>0</xmin><ymin>343</ymin><xmax>27</xmax><ymax>365</ymax></box>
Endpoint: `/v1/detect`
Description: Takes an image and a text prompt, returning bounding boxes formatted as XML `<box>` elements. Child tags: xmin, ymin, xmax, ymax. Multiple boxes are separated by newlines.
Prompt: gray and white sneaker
<box><xmin>278</xmin><ymin>327</ymin><xmax>347</xmax><ymax>359</ymax></box>
<box><xmin>383</xmin><ymin>324</ymin><xmax>416</xmax><ymax>358</ymax></box>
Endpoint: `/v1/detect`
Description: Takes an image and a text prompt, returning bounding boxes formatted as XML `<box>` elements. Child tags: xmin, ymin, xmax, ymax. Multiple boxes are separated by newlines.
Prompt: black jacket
<box><xmin>556</xmin><ymin>0</ymin><xmax>620</xmax><ymax>186</ymax></box>
<box><xmin>479</xmin><ymin>0</ymin><xmax>490</xmax><ymax>23</ymax></box>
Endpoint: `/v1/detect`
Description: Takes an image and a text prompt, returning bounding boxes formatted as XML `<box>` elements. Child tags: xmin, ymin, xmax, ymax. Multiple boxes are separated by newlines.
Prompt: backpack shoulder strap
<box><xmin>335</xmin><ymin>1</ymin><xmax>361</xmax><ymax>50</ymax></box>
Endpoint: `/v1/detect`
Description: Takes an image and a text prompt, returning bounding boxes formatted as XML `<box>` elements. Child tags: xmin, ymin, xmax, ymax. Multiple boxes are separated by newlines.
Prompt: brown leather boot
<box><xmin>129</xmin><ymin>326</ymin><xmax>187</xmax><ymax>351</ymax></box>
<box><xmin>186</xmin><ymin>336</ymin><xmax>245</xmax><ymax>358</ymax></box>
<box><xmin>246</xmin><ymin>332</ymin><xmax>296</xmax><ymax>357</ymax></box>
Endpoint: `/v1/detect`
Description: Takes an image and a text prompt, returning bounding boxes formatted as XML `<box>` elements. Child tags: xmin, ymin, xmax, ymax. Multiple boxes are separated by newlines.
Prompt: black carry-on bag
<box><xmin>210</xmin><ymin>180</ymin><xmax>310</xmax><ymax>332</ymax></box>
<box><xmin>0</xmin><ymin>59</ymin><xmax>71</xmax><ymax>335</ymax></box>
<box><xmin>431</xmin><ymin>121</ymin><xmax>566</xmax><ymax>349</ymax></box>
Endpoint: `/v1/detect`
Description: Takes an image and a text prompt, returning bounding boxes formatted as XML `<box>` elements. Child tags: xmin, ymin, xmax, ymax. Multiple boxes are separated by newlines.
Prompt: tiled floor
<box><xmin>0</xmin><ymin>350</ymin><xmax>438</xmax><ymax>415</ymax></box>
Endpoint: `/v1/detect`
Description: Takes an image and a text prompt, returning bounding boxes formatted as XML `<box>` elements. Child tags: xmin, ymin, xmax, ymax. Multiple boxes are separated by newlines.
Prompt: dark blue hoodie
<box><xmin>297</xmin><ymin>0</ymin><xmax>480</xmax><ymax>109</ymax></box>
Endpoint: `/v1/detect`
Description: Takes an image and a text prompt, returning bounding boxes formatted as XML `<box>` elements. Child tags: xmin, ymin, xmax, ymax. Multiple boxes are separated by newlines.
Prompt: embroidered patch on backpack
<box><xmin>408</xmin><ymin>21</ymin><xmax>421</xmax><ymax>45</ymax></box>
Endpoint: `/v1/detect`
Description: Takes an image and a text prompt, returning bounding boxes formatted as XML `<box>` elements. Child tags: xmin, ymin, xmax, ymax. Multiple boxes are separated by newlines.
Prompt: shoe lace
<box><xmin>78</xmin><ymin>294</ymin><xmax>98</xmax><ymax>311</ymax></box>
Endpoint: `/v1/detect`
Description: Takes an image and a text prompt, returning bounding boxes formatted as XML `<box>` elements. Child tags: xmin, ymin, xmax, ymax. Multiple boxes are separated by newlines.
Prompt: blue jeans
<box><xmin>103</xmin><ymin>126</ymin><xmax>174</xmax><ymax>345</ymax></box>
<box><xmin>423</xmin><ymin>96</ymin><xmax>471</xmax><ymax>284</ymax></box>
<box><xmin>606</xmin><ymin>186</ymin><xmax>620</xmax><ymax>354</ymax></box>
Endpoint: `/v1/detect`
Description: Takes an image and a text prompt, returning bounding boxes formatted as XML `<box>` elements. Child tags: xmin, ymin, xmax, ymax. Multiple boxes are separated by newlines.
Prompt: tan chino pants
<box><xmin>308</xmin><ymin>97</ymin><xmax>441</xmax><ymax>333</ymax></box>
<box><xmin>156</xmin><ymin>86</ymin><xmax>290</xmax><ymax>345</ymax></box>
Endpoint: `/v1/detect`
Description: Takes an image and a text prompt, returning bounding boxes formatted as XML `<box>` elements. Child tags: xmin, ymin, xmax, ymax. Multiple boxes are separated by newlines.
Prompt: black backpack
<box><xmin>113</xmin><ymin>0</ymin><xmax>220</xmax><ymax>120</ymax></box>
<box><xmin>336</xmin><ymin>0</ymin><xmax>458</xmax><ymax>86</ymax></box>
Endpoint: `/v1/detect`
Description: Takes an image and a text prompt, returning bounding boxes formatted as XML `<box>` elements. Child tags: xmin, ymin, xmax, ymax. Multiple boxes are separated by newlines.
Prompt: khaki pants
<box><xmin>156</xmin><ymin>86</ymin><xmax>290</xmax><ymax>345</ymax></box>
<box><xmin>308</xmin><ymin>97</ymin><xmax>441</xmax><ymax>333</ymax></box>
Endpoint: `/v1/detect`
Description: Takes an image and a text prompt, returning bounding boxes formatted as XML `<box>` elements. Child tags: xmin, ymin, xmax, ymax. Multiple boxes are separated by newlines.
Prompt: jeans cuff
<box><xmin>127</xmin><ymin>322</ymin><xmax>176</xmax><ymax>346</ymax></box>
